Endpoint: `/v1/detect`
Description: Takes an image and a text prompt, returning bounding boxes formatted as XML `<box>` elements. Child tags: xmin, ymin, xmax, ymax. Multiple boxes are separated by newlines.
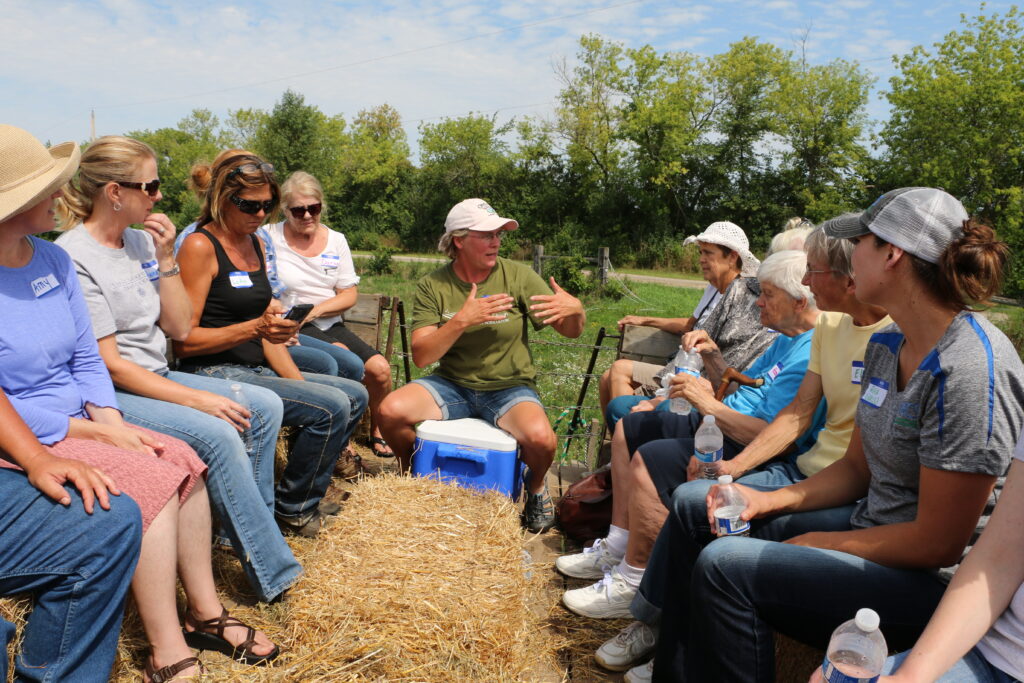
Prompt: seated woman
<box><xmin>54</xmin><ymin>135</ymin><xmax>301</xmax><ymax>603</ymax></box>
<box><xmin>602</xmin><ymin>221</ymin><xmax>777</xmax><ymax>425</ymax></box>
<box><xmin>0</xmin><ymin>125</ymin><xmax>278</xmax><ymax>682</ymax></box>
<box><xmin>558</xmin><ymin>250</ymin><xmax>824</xmax><ymax>619</ymax></box>
<box><xmin>378</xmin><ymin>198</ymin><xmax>586</xmax><ymax>532</ymax></box>
<box><xmin>175</xmin><ymin>153</ymin><xmax>368</xmax><ymax>538</ymax></box>
<box><xmin>268</xmin><ymin>171</ymin><xmax>394</xmax><ymax>458</ymax></box>
<box><xmin>626</xmin><ymin>189</ymin><xmax>1024</xmax><ymax>683</ymax></box>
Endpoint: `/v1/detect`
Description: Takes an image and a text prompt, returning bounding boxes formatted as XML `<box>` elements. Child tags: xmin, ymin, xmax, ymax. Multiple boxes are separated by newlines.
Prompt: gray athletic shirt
<box><xmin>55</xmin><ymin>225</ymin><xmax>169</xmax><ymax>374</ymax></box>
<box><xmin>852</xmin><ymin>312</ymin><xmax>1024</xmax><ymax>579</ymax></box>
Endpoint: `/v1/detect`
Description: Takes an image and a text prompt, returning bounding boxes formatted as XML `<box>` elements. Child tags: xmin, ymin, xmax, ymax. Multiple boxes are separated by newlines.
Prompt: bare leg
<box><xmin>609</xmin><ymin>422</ymin><xmax>632</xmax><ymax>530</ymax></box>
<box><xmin>604</xmin><ymin>359</ymin><xmax>639</xmax><ymax>414</ymax></box>
<box><xmin>623</xmin><ymin>454</ymin><xmax>669</xmax><ymax>569</ymax></box>
<box><xmin>497</xmin><ymin>402</ymin><xmax>557</xmax><ymax>495</ymax></box>
<box><xmin>362</xmin><ymin>354</ymin><xmax>394</xmax><ymax>451</ymax></box>
<box><xmin>378</xmin><ymin>383</ymin><xmax>442</xmax><ymax>472</ymax></box>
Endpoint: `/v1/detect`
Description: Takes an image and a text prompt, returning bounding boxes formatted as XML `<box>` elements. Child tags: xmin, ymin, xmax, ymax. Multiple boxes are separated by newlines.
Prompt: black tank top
<box><xmin>188</xmin><ymin>227</ymin><xmax>271</xmax><ymax>367</ymax></box>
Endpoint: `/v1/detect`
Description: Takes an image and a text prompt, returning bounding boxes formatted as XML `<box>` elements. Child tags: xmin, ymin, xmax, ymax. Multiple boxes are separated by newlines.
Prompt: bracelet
<box><xmin>158</xmin><ymin>263</ymin><xmax>180</xmax><ymax>278</ymax></box>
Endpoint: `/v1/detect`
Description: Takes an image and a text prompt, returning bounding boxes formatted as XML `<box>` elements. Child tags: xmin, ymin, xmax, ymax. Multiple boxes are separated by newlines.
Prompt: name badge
<box><xmin>767</xmin><ymin>362</ymin><xmax>784</xmax><ymax>381</ymax></box>
<box><xmin>851</xmin><ymin>360</ymin><xmax>864</xmax><ymax>385</ymax></box>
<box><xmin>321</xmin><ymin>253</ymin><xmax>339</xmax><ymax>271</ymax></box>
<box><xmin>141</xmin><ymin>259</ymin><xmax>160</xmax><ymax>282</ymax></box>
<box><xmin>31</xmin><ymin>274</ymin><xmax>60</xmax><ymax>297</ymax></box>
<box><xmin>228</xmin><ymin>271</ymin><xmax>253</xmax><ymax>288</ymax></box>
<box><xmin>860</xmin><ymin>378</ymin><xmax>889</xmax><ymax>408</ymax></box>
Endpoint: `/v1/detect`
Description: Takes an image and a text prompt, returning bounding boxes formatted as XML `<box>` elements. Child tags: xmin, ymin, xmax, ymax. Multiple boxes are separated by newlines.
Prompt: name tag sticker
<box><xmin>31</xmin><ymin>274</ymin><xmax>60</xmax><ymax>297</ymax></box>
<box><xmin>767</xmin><ymin>362</ymin><xmax>784</xmax><ymax>380</ymax></box>
<box><xmin>228</xmin><ymin>271</ymin><xmax>253</xmax><ymax>288</ymax></box>
<box><xmin>861</xmin><ymin>378</ymin><xmax>889</xmax><ymax>408</ymax></box>
<box><xmin>141</xmin><ymin>259</ymin><xmax>159</xmax><ymax>281</ymax></box>
<box><xmin>851</xmin><ymin>360</ymin><xmax>864</xmax><ymax>384</ymax></box>
<box><xmin>321</xmin><ymin>254</ymin><xmax>340</xmax><ymax>271</ymax></box>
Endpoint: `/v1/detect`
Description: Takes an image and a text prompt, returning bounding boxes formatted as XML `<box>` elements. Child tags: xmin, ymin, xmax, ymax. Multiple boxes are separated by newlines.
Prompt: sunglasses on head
<box><xmin>228</xmin><ymin>194</ymin><xmax>276</xmax><ymax>215</ymax></box>
<box><xmin>117</xmin><ymin>179</ymin><xmax>161</xmax><ymax>198</ymax></box>
<box><xmin>225</xmin><ymin>162</ymin><xmax>275</xmax><ymax>181</ymax></box>
<box><xmin>288</xmin><ymin>203</ymin><xmax>322</xmax><ymax>219</ymax></box>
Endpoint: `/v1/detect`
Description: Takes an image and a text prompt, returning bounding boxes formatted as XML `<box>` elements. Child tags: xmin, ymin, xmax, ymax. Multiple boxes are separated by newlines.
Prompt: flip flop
<box><xmin>370</xmin><ymin>436</ymin><xmax>394</xmax><ymax>458</ymax></box>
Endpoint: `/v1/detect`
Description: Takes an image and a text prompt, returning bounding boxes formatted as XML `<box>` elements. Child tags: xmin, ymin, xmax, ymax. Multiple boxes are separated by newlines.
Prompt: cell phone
<box><xmin>283</xmin><ymin>303</ymin><xmax>313</xmax><ymax>321</ymax></box>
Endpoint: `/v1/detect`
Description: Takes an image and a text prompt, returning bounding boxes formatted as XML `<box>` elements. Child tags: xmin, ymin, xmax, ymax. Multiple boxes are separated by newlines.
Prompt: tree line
<box><xmin>125</xmin><ymin>7</ymin><xmax>1024</xmax><ymax>296</ymax></box>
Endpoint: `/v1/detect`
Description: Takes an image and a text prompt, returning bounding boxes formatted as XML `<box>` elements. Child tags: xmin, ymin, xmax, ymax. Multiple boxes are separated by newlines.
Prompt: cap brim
<box><xmin>822</xmin><ymin>212</ymin><xmax>870</xmax><ymax>239</ymax></box>
<box><xmin>468</xmin><ymin>217</ymin><xmax>518</xmax><ymax>232</ymax></box>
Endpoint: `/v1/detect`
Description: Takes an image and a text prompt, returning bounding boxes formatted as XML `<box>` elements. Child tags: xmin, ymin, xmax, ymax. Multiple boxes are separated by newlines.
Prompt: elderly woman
<box><xmin>556</xmin><ymin>250</ymin><xmax>823</xmax><ymax>620</ymax></box>
<box><xmin>0</xmin><ymin>125</ymin><xmax>278</xmax><ymax>682</ymax></box>
<box><xmin>629</xmin><ymin>189</ymin><xmax>1024</xmax><ymax>683</ymax></box>
<box><xmin>267</xmin><ymin>171</ymin><xmax>394</xmax><ymax>458</ymax></box>
<box><xmin>378</xmin><ymin>198</ymin><xmax>585</xmax><ymax>532</ymax></box>
<box><xmin>54</xmin><ymin>135</ymin><xmax>300</xmax><ymax>604</ymax></box>
<box><xmin>175</xmin><ymin>153</ymin><xmax>368</xmax><ymax>538</ymax></box>
<box><xmin>601</xmin><ymin>221</ymin><xmax>777</xmax><ymax>424</ymax></box>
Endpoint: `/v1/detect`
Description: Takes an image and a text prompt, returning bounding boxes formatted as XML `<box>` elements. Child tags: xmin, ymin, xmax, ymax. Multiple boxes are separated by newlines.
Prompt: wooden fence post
<box><xmin>533</xmin><ymin>244</ymin><xmax>544</xmax><ymax>277</ymax></box>
<box><xmin>597</xmin><ymin>247</ymin><xmax>609</xmax><ymax>284</ymax></box>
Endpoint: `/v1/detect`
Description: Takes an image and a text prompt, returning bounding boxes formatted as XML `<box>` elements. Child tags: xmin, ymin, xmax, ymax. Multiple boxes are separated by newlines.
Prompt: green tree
<box><xmin>253</xmin><ymin>89</ymin><xmax>345</xmax><ymax>181</ymax></box>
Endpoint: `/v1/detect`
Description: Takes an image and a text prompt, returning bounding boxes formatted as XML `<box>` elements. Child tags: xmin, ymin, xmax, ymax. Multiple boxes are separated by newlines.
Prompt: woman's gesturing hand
<box><xmin>454</xmin><ymin>283</ymin><xmax>514</xmax><ymax>327</ymax></box>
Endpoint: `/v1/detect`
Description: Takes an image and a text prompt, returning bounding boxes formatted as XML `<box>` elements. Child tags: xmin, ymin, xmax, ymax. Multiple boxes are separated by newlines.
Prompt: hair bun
<box><xmin>189</xmin><ymin>164</ymin><xmax>213</xmax><ymax>196</ymax></box>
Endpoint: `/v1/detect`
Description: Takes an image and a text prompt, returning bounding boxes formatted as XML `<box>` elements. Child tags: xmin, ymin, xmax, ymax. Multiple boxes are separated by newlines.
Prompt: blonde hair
<box><xmin>188</xmin><ymin>148</ymin><xmax>250</xmax><ymax>201</ymax></box>
<box><xmin>281</xmin><ymin>171</ymin><xmax>327</xmax><ymax>222</ymax></box>
<box><xmin>193</xmin><ymin>153</ymin><xmax>279</xmax><ymax>228</ymax></box>
<box><xmin>56</xmin><ymin>135</ymin><xmax>155</xmax><ymax>228</ymax></box>
<box><xmin>438</xmin><ymin>229</ymin><xmax>469</xmax><ymax>259</ymax></box>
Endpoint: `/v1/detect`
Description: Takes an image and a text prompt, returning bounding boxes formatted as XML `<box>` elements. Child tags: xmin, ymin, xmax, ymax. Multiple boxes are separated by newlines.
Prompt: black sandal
<box><xmin>370</xmin><ymin>436</ymin><xmax>394</xmax><ymax>458</ymax></box>
<box><xmin>144</xmin><ymin>656</ymin><xmax>204</xmax><ymax>682</ymax></box>
<box><xmin>183</xmin><ymin>607</ymin><xmax>280</xmax><ymax>665</ymax></box>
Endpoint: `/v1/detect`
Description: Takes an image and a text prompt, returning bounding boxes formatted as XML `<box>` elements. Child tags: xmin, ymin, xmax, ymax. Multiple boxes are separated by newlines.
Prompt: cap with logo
<box><xmin>444</xmin><ymin>199</ymin><xmax>519</xmax><ymax>234</ymax></box>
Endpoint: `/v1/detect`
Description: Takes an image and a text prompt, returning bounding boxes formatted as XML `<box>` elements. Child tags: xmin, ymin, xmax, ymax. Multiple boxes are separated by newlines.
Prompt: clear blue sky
<box><xmin>0</xmin><ymin>0</ymin><xmax>1005</xmax><ymax>156</ymax></box>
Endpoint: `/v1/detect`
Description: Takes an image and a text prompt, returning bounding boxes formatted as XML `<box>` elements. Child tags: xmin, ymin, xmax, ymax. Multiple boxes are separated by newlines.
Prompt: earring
<box><xmin>113</xmin><ymin>202</ymin><xmax>122</xmax><ymax>212</ymax></box>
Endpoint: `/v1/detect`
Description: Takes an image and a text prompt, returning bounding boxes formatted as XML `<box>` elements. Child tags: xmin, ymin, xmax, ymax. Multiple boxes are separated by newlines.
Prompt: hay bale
<box><xmin>0</xmin><ymin>595</ymin><xmax>29</xmax><ymax>678</ymax></box>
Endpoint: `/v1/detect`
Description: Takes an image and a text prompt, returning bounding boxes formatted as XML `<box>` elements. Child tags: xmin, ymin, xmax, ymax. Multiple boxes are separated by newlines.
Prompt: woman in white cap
<box><xmin>602</xmin><ymin>221</ymin><xmax>778</xmax><ymax>425</ymax></box>
<box><xmin>0</xmin><ymin>125</ymin><xmax>279</xmax><ymax>681</ymax></box>
<box><xmin>377</xmin><ymin>198</ymin><xmax>586</xmax><ymax>532</ymax></box>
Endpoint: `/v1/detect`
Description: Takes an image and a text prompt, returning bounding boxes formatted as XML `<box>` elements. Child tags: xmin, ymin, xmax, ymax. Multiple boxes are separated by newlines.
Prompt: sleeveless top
<box><xmin>186</xmin><ymin>227</ymin><xmax>272</xmax><ymax>368</ymax></box>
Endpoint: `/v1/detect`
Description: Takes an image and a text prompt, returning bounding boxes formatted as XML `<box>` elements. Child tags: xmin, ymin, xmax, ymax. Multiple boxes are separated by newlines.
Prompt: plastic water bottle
<box><xmin>229</xmin><ymin>383</ymin><xmax>254</xmax><ymax>452</ymax></box>
<box><xmin>712</xmin><ymin>475</ymin><xmax>749</xmax><ymax>536</ymax></box>
<box><xmin>694</xmin><ymin>415</ymin><xmax>724</xmax><ymax>479</ymax></box>
<box><xmin>670</xmin><ymin>346</ymin><xmax>703</xmax><ymax>414</ymax></box>
<box><xmin>821</xmin><ymin>608</ymin><xmax>887</xmax><ymax>683</ymax></box>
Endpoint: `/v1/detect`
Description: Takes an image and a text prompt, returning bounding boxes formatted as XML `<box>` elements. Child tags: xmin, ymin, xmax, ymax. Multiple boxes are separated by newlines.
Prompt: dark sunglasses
<box><xmin>229</xmin><ymin>194</ymin><xmax>276</xmax><ymax>215</ymax></box>
<box><xmin>117</xmin><ymin>179</ymin><xmax>161</xmax><ymax>197</ymax></box>
<box><xmin>288</xmin><ymin>203</ymin><xmax>322</xmax><ymax>219</ymax></box>
<box><xmin>226</xmin><ymin>162</ymin><xmax>275</xmax><ymax>181</ymax></box>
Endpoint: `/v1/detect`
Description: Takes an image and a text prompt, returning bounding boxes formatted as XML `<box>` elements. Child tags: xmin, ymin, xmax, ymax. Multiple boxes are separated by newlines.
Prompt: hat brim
<box><xmin>684</xmin><ymin>233</ymin><xmax>760</xmax><ymax>277</ymax></box>
<box><xmin>467</xmin><ymin>217</ymin><xmax>518</xmax><ymax>232</ymax></box>
<box><xmin>821</xmin><ymin>212</ymin><xmax>870</xmax><ymax>240</ymax></box>
<box><xmin>0</xmin><ymin>140</ymin><xmax>80</xmax><ymax>224</ymax></box>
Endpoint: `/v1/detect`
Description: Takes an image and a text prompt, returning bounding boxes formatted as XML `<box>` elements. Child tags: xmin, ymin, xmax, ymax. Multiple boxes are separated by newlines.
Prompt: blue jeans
<box><xmin>0</xmin><ymin>469</ymin><xmax>141</xmax><ymax>682</ymax></box>
<box><xmin>606</xmin><ymin>393</ymin><xmax>667</xmax><ymax>427</ymax></box>
<box><xmin>189</xmin><ymin>365</ymin><xmax>368</xmax><ymax>520</ymax></box>
<box><xmin>637</xmin><ymin>462</ymin><xmax>947</xmax><ymax>682</ymax></box>
<box><xmin>115</xmin><ymin>371</ymin><xmax>300</xmax><ymax>603</ymax></box>
<box><xmin>294</xmin><ymin>334</ymin><xmax>365</xmax><ymax>381</ymax></box>
<box><xmin>412</xmin><ymin>375</ymin><xmax>542</xmax><ymax>427</ymax></box>
<box><xmin>883</xmin><ymin>646</ymin><xmax>1019</xmax><ymax>683</ymax></box>
<box><xmin>288</xmin><ymin>339</ymin><xmax>341</xmax><ymax>376</ymax></box>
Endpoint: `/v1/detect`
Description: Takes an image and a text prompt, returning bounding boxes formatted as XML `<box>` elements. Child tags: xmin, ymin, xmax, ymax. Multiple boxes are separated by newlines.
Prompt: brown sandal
<box><xmin>144</xmin><ymin>656</ymin><xmax>203</xmax><ymax>683</ymax></box>
<box><xmin>183</xmin><ymin>607</ymin><xmax>280</xmax><ymax>665</ymax></box>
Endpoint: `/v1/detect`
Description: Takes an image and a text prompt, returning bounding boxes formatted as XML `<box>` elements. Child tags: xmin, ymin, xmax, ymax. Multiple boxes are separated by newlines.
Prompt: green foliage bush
<box><xmin>364</xmin><ymin>248</ymin><xmax>396</xmax><ymax>276</ymax></box>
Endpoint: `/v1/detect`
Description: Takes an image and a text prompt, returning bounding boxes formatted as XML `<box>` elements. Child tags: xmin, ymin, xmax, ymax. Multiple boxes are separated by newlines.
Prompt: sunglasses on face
<box><xmin>225</xmin><ymin>162</ymin><xmax>275</xmax><ymax>181</ymax></box>
<box><xmin>288</xmin><ymin>203</ymin><xmax>322</xmax><ymax>219</ymax></box>
<box><xmin>117</xmin><ymin>179</ymin><xmax>161</xmax><ymax>198</ymax></box>
<box><xmin>229</xmin><ymin>194</ymin><xmax>276</xmax><ymax>215</ymax></box>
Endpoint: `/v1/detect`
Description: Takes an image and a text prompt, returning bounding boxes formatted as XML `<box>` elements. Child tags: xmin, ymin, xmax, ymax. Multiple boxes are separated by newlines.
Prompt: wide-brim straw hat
<box><xmin>0</xmin><ymin>124</ymin><xmax>80</xmax><ymax>224</ymax></box>
<box><xmin>683</xmin><ymin>220</ymin><xmax>760</xmax><ymax>277</ymax></box>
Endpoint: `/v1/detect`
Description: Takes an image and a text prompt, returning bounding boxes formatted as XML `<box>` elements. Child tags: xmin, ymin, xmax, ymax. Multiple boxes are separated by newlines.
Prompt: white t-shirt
<box><xmin>267</xmin><ymin>222</ymin><xmax>359</xmax><ymax>330</ymax></box>
<box><xmin>692</xmin><ymin>284</ymin><xmax>721</xmax><ymax>326</ymax></box>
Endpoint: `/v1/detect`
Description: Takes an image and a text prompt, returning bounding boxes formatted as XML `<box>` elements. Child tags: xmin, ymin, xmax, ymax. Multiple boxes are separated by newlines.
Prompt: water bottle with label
<box><xmin>229</xmin><ymin>383</ymin><xmax>254</xmax><ymax>453</ymax></box>
<box><xmin>670</xmin><ymin>346</ymin><xmax>703</xmax><ymax>414</ymax></box>
<box><xmin>694</xmin><ymin>415</ymin><xmax>724</xmax><ymax>479</ymax></box>
<box><xmin>821</xmin><ymin>608</ymin><xmax>887</xmax><ymax>683</ymax></box>
<box><xmin>712</xmin><ymin>475</ymin><xmax>749</xmax><ymax>536</ymax></box>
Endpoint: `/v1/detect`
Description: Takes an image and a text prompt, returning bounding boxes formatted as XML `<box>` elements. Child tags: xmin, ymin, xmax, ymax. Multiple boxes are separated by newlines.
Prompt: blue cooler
<box><xmin>412</xmin><ymin>418</ymin><xmax>523</xmax><ymax>500</ymax></box>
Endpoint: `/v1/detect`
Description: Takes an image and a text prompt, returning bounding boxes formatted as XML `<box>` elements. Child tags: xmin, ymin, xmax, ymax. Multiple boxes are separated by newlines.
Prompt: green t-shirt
<box><xmin>411</xmin><ymin>257</ymin><xmax>551</xmax><ymax>390</ymax></box>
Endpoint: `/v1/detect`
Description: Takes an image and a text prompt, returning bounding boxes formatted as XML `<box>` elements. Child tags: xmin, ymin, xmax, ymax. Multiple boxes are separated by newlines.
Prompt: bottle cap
<box><xmin>855</xmin><ymin>608</ymin><xmax>880</xmax><ymax>632</ymax></box>
<box><xmin>703</xmin><ymin>415</ymin><xmax>716</xmax><ymax>425</ymax></box>
<box><xmin>230</xmin><ymin>383</ymin><xmax>241</xmax><ymax>391</ymax></box>
<box><xmin>717</xmin><ymin>474</ymin><xmax>733</xmax><ymax>484</ymax></box>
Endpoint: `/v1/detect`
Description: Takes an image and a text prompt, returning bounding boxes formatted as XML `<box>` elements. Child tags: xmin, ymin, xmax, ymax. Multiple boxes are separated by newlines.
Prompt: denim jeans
<box><xmin>189</xmin><ymin>365</ymin><xmax>368</xmax><ymax>520</ymax></box>
<box><xmin>115</xmin><ymin>371</ymin><xmax>301</xmax><ymax>602</ymax></box>
<box><xmin>883</xmin><ymin>646</ymin><xmax>1019</xmax><ymax>683</ymax></box>
<box><xmin>412</xmin><ymin>374</ymin><xmax>543</xmax><ymax>426</ymax></box>
<box><xmin>636</xmin><ymin>462</ymin><xmax>948</xmax><ymax>682</ymax></box>
<box><xmin>0</xmin><ymin>469</ymin><xmax>141</xmax><ymax>682</ymax></box>
<box><xmin>294</xmin><ymin>334</ymin><xmax>365</xmax><ymax>381</ymax></box>
<box><xmin>288</xmin><ymin>340</ymin><xmax>340</xmax><ymax>376</ymax></box>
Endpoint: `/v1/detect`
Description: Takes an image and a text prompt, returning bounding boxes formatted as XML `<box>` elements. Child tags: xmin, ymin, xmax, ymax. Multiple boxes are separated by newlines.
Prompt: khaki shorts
<box><xmin>631</xmin><ymin>361</ymin><xmax>664</xmax><ymax>394</ymax></box>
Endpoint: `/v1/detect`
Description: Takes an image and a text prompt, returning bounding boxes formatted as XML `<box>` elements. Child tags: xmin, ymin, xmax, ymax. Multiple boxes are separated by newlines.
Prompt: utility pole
<box><xmin>90</xmin><ymin>110</ymin><xmax>96</xmax><ymax>141</ymax></box>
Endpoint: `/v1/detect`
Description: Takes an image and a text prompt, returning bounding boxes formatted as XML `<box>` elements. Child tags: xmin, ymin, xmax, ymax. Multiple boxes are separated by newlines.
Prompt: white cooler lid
<box><xmin>415</xmin><ymin>418</ymin><xmax>518</xmax><ymax>451</ymax></box>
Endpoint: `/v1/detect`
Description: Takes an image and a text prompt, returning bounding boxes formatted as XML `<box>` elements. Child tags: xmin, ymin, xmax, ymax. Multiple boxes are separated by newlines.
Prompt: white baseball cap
<box><xmin>444</xmin><ymin>199</ymin><xmax>519</xmax><ymax>234</ymax></box>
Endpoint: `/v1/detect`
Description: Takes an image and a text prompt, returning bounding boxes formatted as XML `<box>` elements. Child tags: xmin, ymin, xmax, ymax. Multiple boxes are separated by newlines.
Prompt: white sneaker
<box><xmin>562</xmin><ymin>567</ymin><xmax>636</xmax><ymax>618</ymax></box>
<box><xmin>623</xmin><ymin>660</ymin><xmax>654</xmax><ymax>683</ymax></box>
<box><xmin>595</xmin><ymin>620</ymin><xmax>658</xmax><ymax>671</ymax></box>
<box><xmin>555</xmin><ymin>538</ymin><xmax>621</xmax><ymax>579</ymax></box>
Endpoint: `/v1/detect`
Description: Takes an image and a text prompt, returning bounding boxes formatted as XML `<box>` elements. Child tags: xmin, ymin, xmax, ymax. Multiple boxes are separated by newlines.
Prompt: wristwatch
<box><xmin>159</xmin><ymin>263</ymin><xmax>180</xmax><ymax>278</ymax></box>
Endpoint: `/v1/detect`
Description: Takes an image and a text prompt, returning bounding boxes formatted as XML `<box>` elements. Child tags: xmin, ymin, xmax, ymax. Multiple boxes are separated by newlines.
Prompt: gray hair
<box><xmin>768</xmin><ymin>220</ymin><xmax>815</xmax><ymax>255</ymax></box>
<box><xmin>805</xmin><ymin>224</ymin><xmax>854</xmax><ymax>279</ymax></box>
<box><xmin>438</xmin><ymin>229</ymin><xmax>469</xmax><ymax>259</ymax></box>
<box><xmin>758</xmin><ymin>250</ymin><xmax>816</xmax><ymax>309</ymax></box>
